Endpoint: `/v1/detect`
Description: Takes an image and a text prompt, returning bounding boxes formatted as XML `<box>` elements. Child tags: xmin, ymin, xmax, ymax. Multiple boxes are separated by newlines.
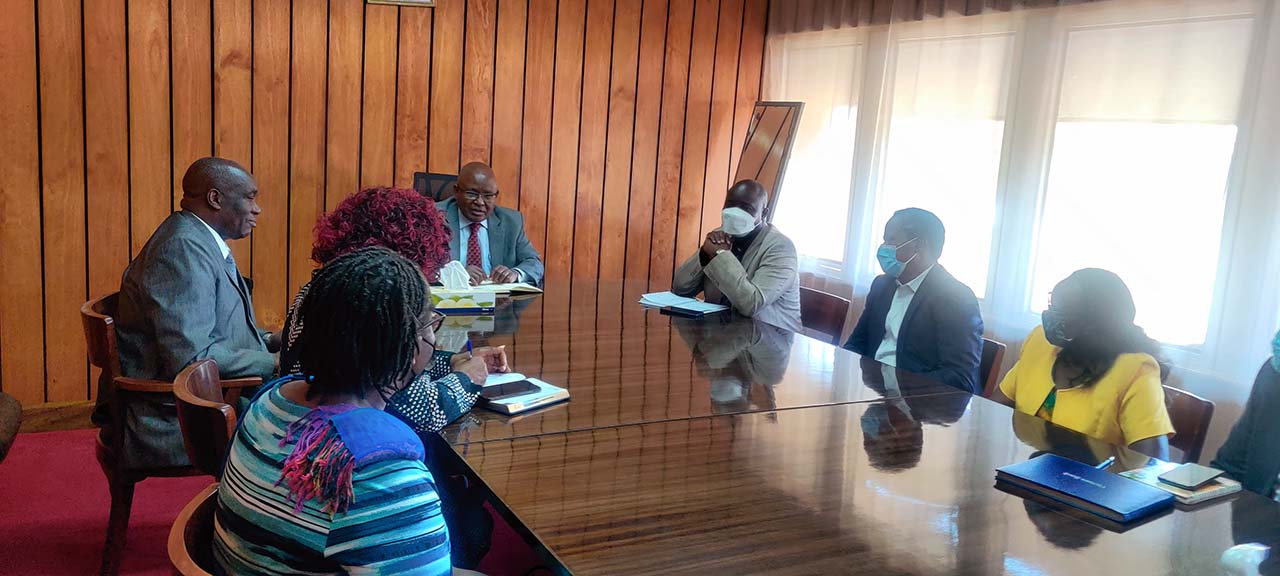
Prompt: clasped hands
<box><xmin>465</xmin><ymin>265</ymin><xmax>519</xmax><ymax>286</ymax></box>
<box><xmin>449</xmin><ymin>345</ymin><xmax>510</xmax><ymax>386</ymax></box>
<box><xmin>701</xmin><ymin>231</ymin><xmax>733</xmax><ymax>258</ymax></box>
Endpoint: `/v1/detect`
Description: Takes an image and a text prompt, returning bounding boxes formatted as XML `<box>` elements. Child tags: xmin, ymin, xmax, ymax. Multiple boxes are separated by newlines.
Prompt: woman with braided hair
<box><xmin>281</xmin><ymin>186</ymin><xmax>510</xmax><ymax>434</ymax></box>
<box><xmin>214</xmin><ymin>247</ymin><xmax>467</xmax><ymax>575</ymax></box>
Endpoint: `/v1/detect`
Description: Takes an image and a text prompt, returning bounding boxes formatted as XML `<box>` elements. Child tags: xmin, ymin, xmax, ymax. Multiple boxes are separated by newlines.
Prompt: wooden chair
<box><xmin>168</xmin><ymin>483</ymin><xmax>219</xmax><ymax>576</ymax></box>
<box><xmin>1163</xmin><ymin>385</ymin><xmax>1215</xmax><ymax>464</ymax></box>
<box><xmin>174</xmin><ymin>359</ymin><xmax>257</xmax><ymax>477</ymax></box>
<box><xmin>413</xmin><ymin>171</ymin><xmax>458</xmax><ymax>202</ymax></box>
<box><xmin>81</xmin><ymin>294</ymin><xmax>259</xmax><ymax>575</ymax></box>
<box><xmin>979</xmin><ymin>338</ymin><xmax>1008</xmax><ymax>399</ymax></box>
<box><xmin>799</xmin><ymin>286</ymin><xmax>851</xmax><ymax>345</ymax></box>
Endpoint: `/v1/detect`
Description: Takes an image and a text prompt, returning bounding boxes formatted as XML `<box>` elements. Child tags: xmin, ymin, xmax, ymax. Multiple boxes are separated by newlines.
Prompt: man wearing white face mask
<box><xmin>672</xmin><ymin>180</ymin><xmax>802</xmax><ymax>331</ymax></box>
<box><xmin>844</xmin><ymin>208</ymin><xmax>984</xmax><ymax>393</ymax></box>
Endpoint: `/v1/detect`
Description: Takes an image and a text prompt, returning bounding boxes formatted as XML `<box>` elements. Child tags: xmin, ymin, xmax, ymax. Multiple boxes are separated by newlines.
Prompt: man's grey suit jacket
<box><xmin>437</xmin><ymin>198</ymin><xmax>545</xmax><ymax>286</ymax></box>
<box><xmin>105</xmin><ymin>210</ymin><xmax>273</xmax><ymax>469</ymax></box>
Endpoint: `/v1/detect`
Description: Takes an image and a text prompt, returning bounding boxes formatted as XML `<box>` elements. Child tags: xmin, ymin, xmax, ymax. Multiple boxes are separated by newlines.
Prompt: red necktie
<box><xmin>466</xmin><ymin>222</ymin><xmax>483</xmax><ymax>269</ymax></box>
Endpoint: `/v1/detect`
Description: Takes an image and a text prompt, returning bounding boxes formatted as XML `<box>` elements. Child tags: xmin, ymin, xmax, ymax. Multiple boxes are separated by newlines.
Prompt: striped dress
<box><xmin>213</xmin><ymin>383</ymin><xmax>452</xmax><ymax>575</ymax></box>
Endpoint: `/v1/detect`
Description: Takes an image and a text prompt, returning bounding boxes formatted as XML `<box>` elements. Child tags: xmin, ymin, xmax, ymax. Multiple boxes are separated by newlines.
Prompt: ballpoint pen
<box><xmin>1095</xmin><ymin>456</ymin><xmax>1117</xmax><ymax>471</ymax></box>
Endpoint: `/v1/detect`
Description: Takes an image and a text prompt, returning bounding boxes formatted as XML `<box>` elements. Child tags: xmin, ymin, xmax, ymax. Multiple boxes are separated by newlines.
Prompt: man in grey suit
<box><xmin>438</xmin><ymin>161</ymin><xmax>545</xmax><ymax>286</ymax></box>
<box><xmin>103</xmin><ymin>157</ymin><xmax>279</xmax><ymax>469</ymax></box>
<box><xmin>673</xmin><ymin>179</ymin><xmax>802</xmax><ymax>332</ymax></box>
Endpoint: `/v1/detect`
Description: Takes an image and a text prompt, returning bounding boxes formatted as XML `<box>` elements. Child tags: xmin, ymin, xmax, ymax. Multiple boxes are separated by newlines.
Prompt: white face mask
<box><xmin>721</xmin><ymin>207</ymin><xmax>759</xmax><ymax>237</ymax></box>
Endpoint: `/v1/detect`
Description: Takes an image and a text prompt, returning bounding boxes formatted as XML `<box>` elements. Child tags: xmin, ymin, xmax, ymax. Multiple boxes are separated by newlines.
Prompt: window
<box><xmin>1030</xmin><ymin>18</ymin><xmax>1254</xmax><ymax>346</ymax></box>
<box><xmin>870</xmin><ymin>33</ymin><xmax>1015</xmax><ymax>298</ymax></box>
<box><xmin>772</xmin><ymin>38</ymin><xmax>863</xmax><ymax>263</ymax></box>
<box><xmin>765</xmin><ymin>0</ymin><xmax>1280</xmax><ymax>384</ymax></box>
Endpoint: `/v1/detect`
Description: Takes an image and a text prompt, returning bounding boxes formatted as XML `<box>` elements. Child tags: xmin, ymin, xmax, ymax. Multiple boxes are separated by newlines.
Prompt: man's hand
<box><xmin>491</xmin><ymin>265</ymin><xmax>519</xmax><ymax>284</ymax></box>
<box><xmin>465</xmin><ymin>265</ymin><xmax>487</xmax><ymax>286</ymax></box>
<box><xmin>264</xmin><ymin>331</ymin><xmax>283</xmax><ymax>353</ymax></box>
<box><xmin>701</xmin><ymin>231</ymin><xmax>732</xmax><ymax>258</ymax></box>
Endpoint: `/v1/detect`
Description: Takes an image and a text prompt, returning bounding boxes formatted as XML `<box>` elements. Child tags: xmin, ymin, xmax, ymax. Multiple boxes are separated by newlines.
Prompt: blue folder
<box><xmin>996</xmin><ymin>453</ymin><xmax>1174</xmax><ymax>523</ymax></box>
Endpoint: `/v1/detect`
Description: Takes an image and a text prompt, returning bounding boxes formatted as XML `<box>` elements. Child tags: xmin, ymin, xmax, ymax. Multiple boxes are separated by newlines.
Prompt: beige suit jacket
<box><xmin>672</xmin><ymin>224</ymin><xmax>802</xmax><ymax>332</ymax></box>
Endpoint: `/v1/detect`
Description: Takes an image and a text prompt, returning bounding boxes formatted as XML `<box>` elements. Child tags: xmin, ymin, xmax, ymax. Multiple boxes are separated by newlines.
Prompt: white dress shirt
<box><xmin>458</xmin><ymin>214</ymin><xmax>525</xmax><ymax>282</ymax></box>
<box><xmin>874</xmin><ymin>265</ymin><xmax>935</xmax><ymax>368</ymax></box>
<box><xmin>190</xmin><ymin>212</ymin><xmax>232</xmax><ymax>259</ymax></box>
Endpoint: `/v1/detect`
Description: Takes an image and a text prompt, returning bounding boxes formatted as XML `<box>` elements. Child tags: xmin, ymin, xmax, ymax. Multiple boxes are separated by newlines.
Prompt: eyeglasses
<box><xmin>426</xmin><ymin>310</ymin><xmax>447</xmax><ymax>334</ymax></box>
<box><xmin>459</xmin><ymin>189</ymin><xmax>499</xmax><ymax>202</ymax></box>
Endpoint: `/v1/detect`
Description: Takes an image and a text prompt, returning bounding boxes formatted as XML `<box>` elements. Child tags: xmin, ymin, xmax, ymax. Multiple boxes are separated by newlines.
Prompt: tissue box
<box><xmin>431</xmin><ymin>289</ymin><xmax>497</xmax><ymax>315</ymax></box>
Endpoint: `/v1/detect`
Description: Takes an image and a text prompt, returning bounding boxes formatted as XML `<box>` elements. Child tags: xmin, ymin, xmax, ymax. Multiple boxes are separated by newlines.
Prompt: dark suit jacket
<box><xmin>107</xmin><ymin>210</ymin><xmax>273</xmax><ymax>468</ymax></box>
<box><xmin>844</xmin><ymin>265</ymin><xmax>983</xmax><ymax>394</ymax></box>
<box><xmin>1213</xmin><ymin>361</ymin><xmax>1280</xmax><ymax>498</ymax></box>
<box><xmin>437</xmin><ymin>198</ymin><xmax>545</xmax><ymax>286</ymax></box>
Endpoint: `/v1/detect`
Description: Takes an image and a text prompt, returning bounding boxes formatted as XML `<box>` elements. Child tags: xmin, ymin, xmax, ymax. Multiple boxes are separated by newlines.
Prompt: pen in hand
<box><xmin>465</xmin><ymin>339</ymin><xmax>474</xmax><ymax>360</ymax></box>
<box><xmin>1095</xmin><ymin>456</ymin><xmax>1117</xmax><ymax>471</ymax></box>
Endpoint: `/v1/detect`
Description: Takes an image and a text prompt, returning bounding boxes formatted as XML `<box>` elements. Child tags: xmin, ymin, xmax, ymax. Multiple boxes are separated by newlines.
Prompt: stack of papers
<box><xmin>639</xmin><ymin>291</ymin><xmax>729</xmax><ymax>314</ymax></box>
<box><xmin>479</xmin><ymin>373</ymin><xmax>570</xmax><ymax>415</ymax></box>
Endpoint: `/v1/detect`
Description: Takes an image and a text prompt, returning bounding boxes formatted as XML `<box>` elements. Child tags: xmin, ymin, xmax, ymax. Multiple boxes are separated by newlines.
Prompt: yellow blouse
<box><xmin>998</xmin><ymin>326</ymin><xmax>1174</xmax><ymax>447</ymax></box>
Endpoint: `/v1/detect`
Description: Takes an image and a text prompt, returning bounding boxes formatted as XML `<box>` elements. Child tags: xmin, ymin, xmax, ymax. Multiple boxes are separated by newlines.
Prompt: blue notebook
<box><xmin>996</xmin><ymin>454</ymin><xmax>1174</xmax><ymax>523</ymax></box>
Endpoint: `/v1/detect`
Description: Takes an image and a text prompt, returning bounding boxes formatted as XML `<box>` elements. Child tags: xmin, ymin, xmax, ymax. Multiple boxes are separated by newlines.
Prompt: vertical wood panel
<box><xmin>623</xmin><ymin>0</ymin><xmax>669</xmax><ymax>297</ymax></box>
<box><xmin>461</xmin><ymin>0</ymin><xmax>496</xmax><ymax>164</ymax></box>
<box><xmin>675</xmin><ymin>0</ymin><xmax>720</xmax><ymax>269</ymax></box>
<box><xmin>700</xmin><ymin>0</ymin><xmax>743</xmax><ymax>236</ymax></box>
<box><xmin>393</xmin><ymin>8</ymin><xmax>432</xmax><ymax>188</ymax></box>
<box><xmin>519</xmin><ymin>0</ymin><xmax>557</xmax><ymax>254</ymax></box>
<box><xmin>429</xmin><ymin>0</ymin><xmax>464</xmax><ymax>174</ymax></box>
<box><xmin>325</xmin><ymin>0</ymin><xmax>364</xmax><ymax>210</ymax></box>
<box><xmin>570</xmin><ymin>0</ymin><xmax>615</xmax><ymax>284</ymax></box>
<box><xmin>213</xmin><ymin>0</ymin><xmax>255</xmax><ymax>276</ymax></box>
<box><xmin>599</xmin><ymin>0</ymin><xmax>643</xmax><ymax>281</ymax></box>
<box><xmin>0</xmin><ymin>0</ymin><xmax>45</xmax><ymax>404</ymax></box>
<box><xmin>289</xmin><ymin>0</ymin><xmax>328</xmax><ymax>306</ymax></box>
<box><xmin>251</xmin><ymin>0</ymin><xmax>291</xmax><ymax>329</ymax></box>
<box><xmin>84</xmin><ymin>0</ymin><xmax>131</xmax><ymax>307</ymax></box>
<box><xmin>546</xmin><ymin>0</ymin><xmax>587</xmax><ymax>280</ymax></box>
<box><xmin>361</xmin><ymin>4</ymin><xmax>398</xmax><ymax>189</ymax></box>
<box><xmin>37</xmin><ymin>0</ymin><xmax>88</xmax><ymax>402</ymax></box>
<box><xmin>172</xmin><ymin>0</ymin><xmax>213</xmax><ymax>211</ymax></box>
<box><xmin>492</xmin><ymin>0</ymin><xmax>526</xmax><ymax>209</ymax></box>
<box><xmin>128</xmin><ymin>0</ymin><xmax>172</xmax><ymax>255</ymax></box>
<box><xmin>648</xmin><ymin>0</ymin><xmax>694</xmax><ymax>291</ymax></box>
<box><xmin>730</xmin><ymin>0</ymin><xmax>767</xmax><ymax>183</ymax></box>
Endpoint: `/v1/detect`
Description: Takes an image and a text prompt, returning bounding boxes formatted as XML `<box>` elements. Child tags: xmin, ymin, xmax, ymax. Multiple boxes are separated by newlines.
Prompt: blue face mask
<box><xmin>876</xmin><ymin>237</ymin><xmax>919</xmax><ymax>278</ymax></box>
<box><xmin>1271</xmin><ymin>329</ymin><xmax>1280</xmax><ymax>372</ymax></box>
<box><xmin>1042</xmin><ymin>308</ymin><xmax>1072</xmax><ymax>348</ymax></box>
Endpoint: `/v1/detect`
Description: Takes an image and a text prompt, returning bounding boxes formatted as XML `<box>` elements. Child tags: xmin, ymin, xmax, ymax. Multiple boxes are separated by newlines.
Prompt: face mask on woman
<box><xmin>1042</xmin><ymin>308</ymin><xmax>1073</xmax><ymax>348</ymax></box>
<box><xmin>720</xmin><ymin>207</ymin><xmax>758</xmax><ymax>237</ymax></box>
<box><xmin>1271</xmin><ymin>329</ymin><xmax>1280</xmax><ymax>372</ymax></box>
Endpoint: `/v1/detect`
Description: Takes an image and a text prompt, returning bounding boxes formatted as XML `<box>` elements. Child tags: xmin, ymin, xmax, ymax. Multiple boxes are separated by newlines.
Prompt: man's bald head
<box><xmin>179</xmin><ymin>157</ymin><xmax>261</xmax><ymax>240</ymax></box>
<box><xmin>454</xmin><ymin>161</ymin><xmax>501</xmax><ymax>223</ymax></box>
<box><xmin>724</xmin><ymin>179</ymin><xmax>768</xmax><ymax>219</ymax></box>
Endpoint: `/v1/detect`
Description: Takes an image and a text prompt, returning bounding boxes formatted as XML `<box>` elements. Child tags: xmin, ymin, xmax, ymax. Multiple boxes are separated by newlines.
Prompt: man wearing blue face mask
<box><xmin>844</xmin><ymin>208</ymin><xmax>983</xmax><ymax>393</ymax></box>
<box><xmin>672</xmin><ymin>179</ymin><xmax>801</xmax><ymax>331</ymax></box>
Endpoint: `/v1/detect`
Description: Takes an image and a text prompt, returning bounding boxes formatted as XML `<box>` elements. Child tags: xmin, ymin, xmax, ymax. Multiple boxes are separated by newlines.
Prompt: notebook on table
<box><xmin>478</xmin><ymin>373</ymin><xmax>569</xmax><ymax>415</ymax></box>
<box><xmin>1118</xmin><ymin>461</ymin><xmax>1242</xmax><ymax>506</ymax></box>
<box><xmin>995</xmin><ymin>453</ymin><xmax>1175</xmax><ymax>524</ymax></box>
<box><xmin>639</xmin><ymin>291</ymin><xmax>729</xmax><ymax>318</ymax></box>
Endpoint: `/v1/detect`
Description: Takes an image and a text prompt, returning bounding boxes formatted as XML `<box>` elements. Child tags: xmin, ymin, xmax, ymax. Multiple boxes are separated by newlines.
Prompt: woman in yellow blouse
<box><xmin>992</xmin><ymin>269</ymin><xmax>1173</xmax><ymax>459</ymax></box>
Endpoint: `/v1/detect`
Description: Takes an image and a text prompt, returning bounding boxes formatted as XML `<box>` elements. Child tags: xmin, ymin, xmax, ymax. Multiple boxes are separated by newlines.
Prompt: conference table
<box><xmin>426</xmin><ymin>280</ymin><xmax>1280</xmax><ymax>576</ymax></box>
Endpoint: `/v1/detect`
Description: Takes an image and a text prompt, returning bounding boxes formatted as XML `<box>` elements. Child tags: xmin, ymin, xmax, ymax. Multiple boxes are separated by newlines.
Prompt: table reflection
<box><xmin>439</xmin><ymin>282</ymin><xmax>968</xmax><ymax>445</ymax></box>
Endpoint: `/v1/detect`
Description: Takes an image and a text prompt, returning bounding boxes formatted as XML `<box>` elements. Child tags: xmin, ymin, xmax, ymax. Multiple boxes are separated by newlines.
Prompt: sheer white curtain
<box><xmin>765</xmin><ymin>0</ymin><xmax>1280</xmax><ymax>396</ymax></box>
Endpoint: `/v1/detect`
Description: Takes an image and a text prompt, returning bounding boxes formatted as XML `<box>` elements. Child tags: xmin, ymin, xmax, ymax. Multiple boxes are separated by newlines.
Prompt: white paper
<box><xmin>481</xmin><ymin>372</ymin><xmax>528</xmax><ymax>387</ymax></box>
<box><xmin>639</xmin><ymin>291</ymin><xmax>728</xmax><ymax>312</ymax></box>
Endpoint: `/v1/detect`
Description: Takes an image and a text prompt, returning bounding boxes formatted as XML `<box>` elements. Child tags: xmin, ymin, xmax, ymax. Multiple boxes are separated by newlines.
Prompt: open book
<box><xmin>473</xmin><ymin>281</ymin><xmax>543</xmax><ymax>295</ymax></box>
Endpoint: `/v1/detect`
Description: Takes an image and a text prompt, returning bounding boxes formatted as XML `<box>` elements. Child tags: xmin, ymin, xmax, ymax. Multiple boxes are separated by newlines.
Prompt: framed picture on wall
<box><xmin>367</xmin><ymin>0</ymin><xmax>435</xmax><ymax>5</ymax></box>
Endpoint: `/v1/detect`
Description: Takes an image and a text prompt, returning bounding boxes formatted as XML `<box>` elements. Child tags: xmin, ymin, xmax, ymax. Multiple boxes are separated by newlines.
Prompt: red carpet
<box><xmin>0</xmin><ymin>429</ymin><xmax>211</xmax><ymax>576</ymax></box>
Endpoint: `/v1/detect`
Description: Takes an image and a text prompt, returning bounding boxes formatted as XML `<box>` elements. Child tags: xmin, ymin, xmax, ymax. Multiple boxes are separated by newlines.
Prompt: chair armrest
<box><xmin>220</xmin><ymin>377</ymin><xmax>263</xmax><ymax>389</ymax></box>
<box><xmin>113</xmin><ymin>377</ymin><xmax>174</xmax><ymax>393</ymax></box>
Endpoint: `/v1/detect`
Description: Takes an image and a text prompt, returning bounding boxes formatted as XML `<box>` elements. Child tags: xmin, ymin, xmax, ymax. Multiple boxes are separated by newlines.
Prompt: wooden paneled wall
<box><xmin>0</xmin><ymin>0</ymin><xmax>767</xmax><ymax>407</ymax></box>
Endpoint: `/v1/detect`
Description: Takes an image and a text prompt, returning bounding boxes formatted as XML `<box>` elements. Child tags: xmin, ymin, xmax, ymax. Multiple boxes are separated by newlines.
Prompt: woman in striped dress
<box><xmin>214</xmin><ymin>247</ymin><xmax>459</xmax><ymax>575</ymax></box>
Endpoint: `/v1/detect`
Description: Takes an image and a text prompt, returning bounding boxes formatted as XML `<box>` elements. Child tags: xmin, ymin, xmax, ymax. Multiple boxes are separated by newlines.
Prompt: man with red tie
<box><xmin>437</xmin><ymin>162</ymin><xmax>544</xmax><ymax>286</ymax></box>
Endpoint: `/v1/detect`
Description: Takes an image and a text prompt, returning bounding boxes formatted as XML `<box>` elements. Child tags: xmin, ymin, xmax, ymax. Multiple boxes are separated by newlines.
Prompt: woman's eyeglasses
<box><xmin>426</xmin><ymin>310</ymin><xmax>447</xmax><ymax>334</ymax></box>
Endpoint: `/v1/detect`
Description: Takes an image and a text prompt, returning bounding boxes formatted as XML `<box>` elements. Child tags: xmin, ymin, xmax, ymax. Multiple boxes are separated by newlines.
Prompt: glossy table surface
<box><xmin>438</xmin><ymin>281</ymin><xmax>962</xmax><ymax>445</ymax></box>
<box><xmin>455</xmin><ymin>399</ymin><xmax>1280</xmax><ymax>576</ymax></box>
